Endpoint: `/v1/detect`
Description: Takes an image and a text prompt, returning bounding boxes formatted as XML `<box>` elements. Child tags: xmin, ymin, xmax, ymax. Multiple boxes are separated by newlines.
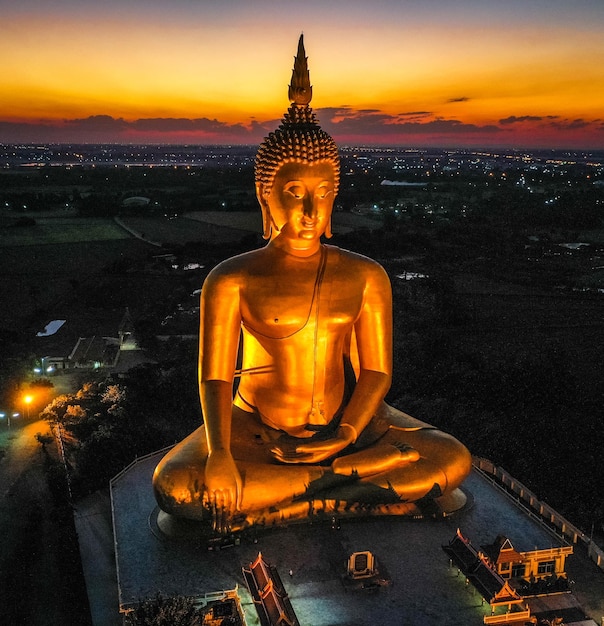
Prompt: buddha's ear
<box><xmin>256</xmin><ymin>182</ymin><xmax>272</xmax><ymax>240</ymax></box>
<box><xmin>325</xmin><ymin>216</ymin><xmax>333</xmax><ymax>239</ymax></box>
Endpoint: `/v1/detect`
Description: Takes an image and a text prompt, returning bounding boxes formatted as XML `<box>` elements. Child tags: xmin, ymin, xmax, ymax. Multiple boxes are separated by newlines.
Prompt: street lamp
<box><xmin>24</xmin><ymin>395</ymin><xmax>32</xmax><ymax>419</ymax></box>
<box><xmin>5</xmin><ymin>412</ymin><xmax>20</xmax><ymax>429</ymax></box>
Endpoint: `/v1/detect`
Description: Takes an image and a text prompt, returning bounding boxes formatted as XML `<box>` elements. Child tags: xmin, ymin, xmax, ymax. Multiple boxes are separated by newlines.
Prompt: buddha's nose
<box><xmin>303</xmin><ymin>195</ymin><xmax>317</xmax><ymax>219</ymax></box>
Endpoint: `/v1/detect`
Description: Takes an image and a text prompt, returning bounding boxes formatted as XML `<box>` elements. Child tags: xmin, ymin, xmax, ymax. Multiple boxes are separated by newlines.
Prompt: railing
<box><xmin>109</xmin><ymin>445</ymin><xmax>174</xmax><ymax>486</ymax></box>
<box><xmin>52</xmin><ymin>422</ymin><xmax>73</xmax><ymax>502</ymax></box>
<box><xmin>473</xmin><ymin>457</ymin><xmax>604</xmax><ymax>573</ymax></box>
<box><xmin>483</xmin><ymin>607</ymin><xmax>532</xmax><ymax>624</ymax></box>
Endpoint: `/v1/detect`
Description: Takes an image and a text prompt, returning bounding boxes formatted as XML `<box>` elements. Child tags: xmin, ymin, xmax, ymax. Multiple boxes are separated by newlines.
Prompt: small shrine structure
<box><xmin>242</xmin><ymin>553</ymin><xmax>299</xmax><ymax>626</ymax></box>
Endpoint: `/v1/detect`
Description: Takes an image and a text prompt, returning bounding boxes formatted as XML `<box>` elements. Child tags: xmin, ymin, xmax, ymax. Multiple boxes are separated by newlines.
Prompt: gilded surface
<box><xmin>153</xmin><ymin>36</ymin><xmax>471</xmax><ymax>534</ymax></box>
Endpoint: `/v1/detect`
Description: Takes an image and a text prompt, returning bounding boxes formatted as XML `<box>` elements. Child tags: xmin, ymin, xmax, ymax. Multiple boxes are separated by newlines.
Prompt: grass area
<box><xmin>0</xmin><ymin>237</ymin><xmax>153</xmax><ymax>326</ymax></box>
<box><xmin>120</xmin><ymin>214</ymin><xmax>250</xmax><ymax>245</ymax></box>
<box><xmin>579</xmin><ymin>228</ymin><xmax>604</xmax><ymax>244</ymax></box>
<box><xmin>185</xmin><ymin>211</ymin><xmax>261</xmax><ymax>232</ymax></box>
<box><xmin>0</xmin><ymin>217</ymin><xmax>130</xmax><ymax>247</ymax></box>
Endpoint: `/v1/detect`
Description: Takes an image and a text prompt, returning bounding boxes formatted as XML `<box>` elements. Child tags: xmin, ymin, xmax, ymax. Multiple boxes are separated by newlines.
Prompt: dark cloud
<box><xmin>249</xmin><ymin>118</ymin><xmax>276</xmax><ymax>134</ymax></box>
<box><xmin>317</xmin><ymin>106</ymin><xmax>356</xmax><ymax>119</ymax></box>
<box><xmin>0</xmin><ymin>121</ymin><xmax>67</xmax><ymax>142</ymax></box>
<box><xmin>549</xmin><ymin>118</ymin><xmax>591</xmax><ymax>131</ymax></box>
<box><xmin>420</xmin><ymin>119</ymin><xmax>501</xmax><ymax>135</ymax></box>
<box><xmin>65</xmin><ymin>115</ymin><xmax>129</xmax><ymax>130</ymax></box>
<box><xmin>318</xmin><ymin>107</ymin><xmax>502</xmax><ymax>137</ymax></box>
<box><xmin>131</xmin><ymin>118</ymin><xmax>224</xmax><ymax>131</ymax></box>
<box><xmin>1</xmin><ymin>109</ymin><xmax>602</xmax><ymax>147</ymax></box>
<box><xmin>319</xmin><ymin>109</ymin><xmax>398</xmax><ymax>135</ymax></box>
<box><xmin>0</xmin><ymin>115</ymin><xmax>267</xmax><ymax>143</ymax></box>
<box><xmin>130</xmin><ymin>117</ymin><xmax>252</xmax><ymax>136</ymax></box>
<box><xmin>398</xmin><ymin>111</ymin><xmax>432</xmax><ymax>118</ymax></box>
<box><xmin>500</xmin><ymin>115</ymin><xmax>546</xmax><ymax>125</ymax></box>
<box><xmin>447</xmin><ymin>97</ymin><xmax>470</xmax><ymax>103</ymax></box>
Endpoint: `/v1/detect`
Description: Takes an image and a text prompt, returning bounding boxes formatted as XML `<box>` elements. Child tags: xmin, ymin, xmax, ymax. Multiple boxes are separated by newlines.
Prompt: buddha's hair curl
<box><xmin>255</xmin><ymin>105</ymin><xmax>340</xmax><ymax>196</ymax></box>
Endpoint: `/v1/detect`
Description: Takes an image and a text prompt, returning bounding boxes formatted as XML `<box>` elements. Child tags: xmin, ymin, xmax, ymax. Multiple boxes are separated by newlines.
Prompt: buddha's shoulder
<box><xmin>328</xmin><ymin>246</ymin><xmax>388</xmax><ymax>276</ymax></box>
<box><xmin>205</xmin><ymin>248</ymin><xmax>267</xmax><ymax>281</ymax></box>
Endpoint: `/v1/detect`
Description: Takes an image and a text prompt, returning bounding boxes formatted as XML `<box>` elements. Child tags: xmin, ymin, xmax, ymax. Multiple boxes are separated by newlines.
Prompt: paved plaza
<box><xmin>75</xmin><ymin>452</ymin><xmax>603</xmax><ymax>626</ymax></box>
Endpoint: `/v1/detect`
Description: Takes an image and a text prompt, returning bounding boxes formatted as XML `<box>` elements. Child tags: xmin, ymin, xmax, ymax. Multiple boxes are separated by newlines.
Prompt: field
<box><xmin>119</xmin><ymin>214</ymin><xmax>253</xmax><ymax>245</ymax></box>
<box><xmin>0</xmin><ymin>216</ymin><xmax>130</xmax><ymax>247</ymax></box>
<box><xmin>0</xmin><ymin>237</ymin><xmax>151</xmax><ymax>330</ymax></box>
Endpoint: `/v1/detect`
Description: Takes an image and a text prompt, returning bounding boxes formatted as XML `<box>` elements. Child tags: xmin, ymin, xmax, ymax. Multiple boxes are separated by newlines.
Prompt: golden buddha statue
<box><xmin>153</xmin><ymin>36</ymin><xmax>471</xmax><ymax>534</ymax></box>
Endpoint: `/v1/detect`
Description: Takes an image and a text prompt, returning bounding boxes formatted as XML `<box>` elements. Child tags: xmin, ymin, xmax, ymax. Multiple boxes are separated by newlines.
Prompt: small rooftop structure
<box><xmin>195</xmin><ymin>588</ymin><xmax>247</xmax><ymax>626</ymax></box>
<box><xmin>242</xmin><ymin>552</ymin><xmax>299</xmax><ymax>626</ymax></box>
<box><xmin>444</xmin><ymin>529</ymin><xmax>531</xmax><ymax>624</ymax></box>
<box><xmin>122</xmin><ymin>196</ymin><xmax>150</xmax><ymax>207</ymax></box>
<box><xmin>342</xmin><ymin>550</ymin><xmax>391</xmax><ymax>591</ymax></box>
<box><xmin>69</xmin><ymin>336</ymin><xmax>119</xmax><ymax>369</ymax></box>
<box><xmin>347</xmin><ymin>551</ymin><xmax>376</xmax><ymax>579</ymax></box>
<box><xmin>36</xmin><ymin>319</ymin><xmax>66</xmax><ymax>337</ymax></box>
<box><xmin>482</xmin><ymin>534</ymin><xmax>573</xmax><ymax>585</ymax></box>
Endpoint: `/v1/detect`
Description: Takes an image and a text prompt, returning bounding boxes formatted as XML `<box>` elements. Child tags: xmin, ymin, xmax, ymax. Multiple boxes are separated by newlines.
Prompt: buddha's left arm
<box><xmin>337</xmin><ymin>262</ymin><xmax>393</xmax><ymax>440</ymax></box>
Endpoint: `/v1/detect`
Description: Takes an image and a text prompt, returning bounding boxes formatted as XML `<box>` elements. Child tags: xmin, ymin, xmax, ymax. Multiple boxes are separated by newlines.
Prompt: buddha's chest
<box><xmin>240</xmin><ymin>264</ymin><xmax>363</xmax><ymax>337</ymax></box>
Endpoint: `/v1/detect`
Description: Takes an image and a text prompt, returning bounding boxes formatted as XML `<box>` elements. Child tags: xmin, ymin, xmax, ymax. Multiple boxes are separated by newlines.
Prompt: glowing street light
<box><xmin>24</xmin><ymin>395</ymin><xmax>33</xmax><ymax>419</ymax></box>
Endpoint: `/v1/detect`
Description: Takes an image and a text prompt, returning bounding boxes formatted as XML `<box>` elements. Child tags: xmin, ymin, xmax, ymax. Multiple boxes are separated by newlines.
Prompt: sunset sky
<box><xmin>2</xmin><ymin>0</ymin><xmax>603</xmax><ymax>149</ymax></box>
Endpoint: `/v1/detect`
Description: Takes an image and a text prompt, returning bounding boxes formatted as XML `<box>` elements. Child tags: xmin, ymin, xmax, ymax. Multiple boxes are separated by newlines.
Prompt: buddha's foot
<box><xmin>331</xmin><ymin>442</ymin><xmax>419</xmax><ymax>477</ymax></box>
<box><xmin>153</xmin><ymin>509</ymin><xmax>213</xmax><ymax>539</ymax></box>
<box><xmin>153</xmin><ymin>508</ymin><xmax>250</xmax><ymax>540</ymax></box>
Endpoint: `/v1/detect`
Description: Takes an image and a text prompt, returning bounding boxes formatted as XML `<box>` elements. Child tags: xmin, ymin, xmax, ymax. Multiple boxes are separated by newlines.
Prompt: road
<box><xmin>0</xmin><ymin>420</ymin><xmax>46</xmax><ymax>495</ymax></box>
<box><xmin>0</xmin><ymin>419</ymin><xmax>91</xmax><ymax>624</ymax></box>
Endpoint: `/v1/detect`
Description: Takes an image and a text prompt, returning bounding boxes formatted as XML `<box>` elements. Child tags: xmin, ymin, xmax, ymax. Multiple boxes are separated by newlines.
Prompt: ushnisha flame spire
<box><xmin>288</xmin><ymin>34</ymin><xmax>313</xmax><ymax>106</ymax></box>
<box><xmin>255</xmin><ymin>34</ymin><xmax>340</xmax><ymax>200</ymax></box>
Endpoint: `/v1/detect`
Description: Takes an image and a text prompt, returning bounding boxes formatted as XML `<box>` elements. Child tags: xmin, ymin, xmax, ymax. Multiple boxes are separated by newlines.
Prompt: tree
<box><xmin>124</xmin><ymin>594</ymin><xmax>201</xmax><ymax>626</ymax></box>
<box><xmin>35</xmin><ymin>432</ymin><xmax>54</xmax><ymax>451</ymax></box>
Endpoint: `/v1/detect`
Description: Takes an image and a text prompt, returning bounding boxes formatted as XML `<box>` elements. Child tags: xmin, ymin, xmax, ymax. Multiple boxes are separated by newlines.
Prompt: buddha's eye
<box><xmin>284</xmin><ymin>183</ymin><xmax>305</xmax><ymax>199</ymax></box>
<box><xmin>316</xmin><ymin>183</ymin><xmax>333</xmax><ymax>200</ymax></box>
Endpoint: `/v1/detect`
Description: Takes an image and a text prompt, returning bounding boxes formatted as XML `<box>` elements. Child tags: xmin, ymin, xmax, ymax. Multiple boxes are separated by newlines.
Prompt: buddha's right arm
<box><xmin>198</xmin><ymin>266</ymin><xmax>242</xmax><ymax>389</ymax></box>
<box><xmin>200</xmin><ymin>380</ymin><xmax>235</xmax><ymax>453</ymax></box>
<box><xmin>198</xmin><ymin>267</ymin><xmax>243</xmax><ymax>512</ymax></box>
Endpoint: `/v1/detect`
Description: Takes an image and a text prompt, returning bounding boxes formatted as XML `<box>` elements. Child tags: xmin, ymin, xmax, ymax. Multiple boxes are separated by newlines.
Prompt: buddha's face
<box><xmin>258</xmin><ymin>161</ymin><xmax>336</xmax><ymax>254</ymax></box>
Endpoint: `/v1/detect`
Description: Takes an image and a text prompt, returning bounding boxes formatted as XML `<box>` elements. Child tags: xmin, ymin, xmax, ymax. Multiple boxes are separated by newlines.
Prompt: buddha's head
<box><xmin>255</xmin><ymin>35</ymin><xmax>340</xmax><ymax>244</ymax></box>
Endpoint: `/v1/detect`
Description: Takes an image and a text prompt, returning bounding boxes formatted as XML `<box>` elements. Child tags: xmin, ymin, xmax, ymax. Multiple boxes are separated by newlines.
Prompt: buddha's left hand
<box><xmin>271</xmin><ymin>428</ymin><xmax>354</xmax><ymax>464</ymax></box>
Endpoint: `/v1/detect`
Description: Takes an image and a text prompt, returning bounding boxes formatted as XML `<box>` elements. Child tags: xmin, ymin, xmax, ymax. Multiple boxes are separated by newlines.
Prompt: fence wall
<box><xmin>473</xmin><ymin>457</ymin><xmax>604</xmax><ymax>571</ymax></box>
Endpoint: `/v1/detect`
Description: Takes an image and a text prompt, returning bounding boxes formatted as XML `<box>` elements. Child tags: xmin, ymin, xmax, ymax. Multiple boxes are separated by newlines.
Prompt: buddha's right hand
<box><xmin>204</xmin><ymin>449</ymin><xmax>242</xmax><ymax>534</ymax></box>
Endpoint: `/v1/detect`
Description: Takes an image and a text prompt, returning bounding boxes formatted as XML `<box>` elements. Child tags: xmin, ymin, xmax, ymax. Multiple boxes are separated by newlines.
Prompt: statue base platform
<box><xmin>110</xmin><ymin>452</ymin><xmax>570</xmax><ymax>624</ymax></box>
